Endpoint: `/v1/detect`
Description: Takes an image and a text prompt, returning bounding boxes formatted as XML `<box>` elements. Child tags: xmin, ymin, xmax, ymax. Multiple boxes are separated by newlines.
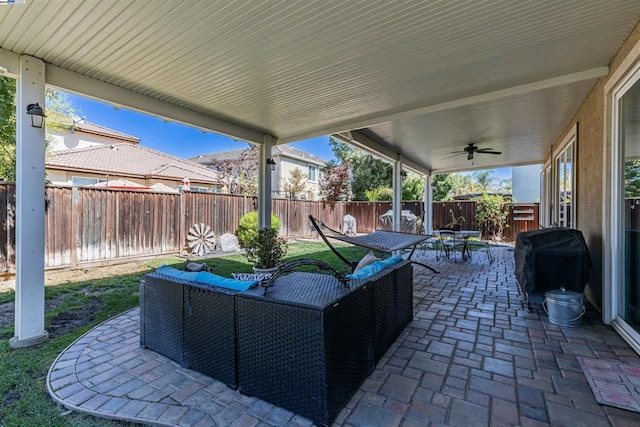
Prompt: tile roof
<box><xmin>74</xmin><ymin>121</ymin><xmax>140</xmax><ymax>143</ymax></box>
<box><xmin>46</xmin><ymin>143</ymin><xmax>223</xmax><ymax>184</ymax></box>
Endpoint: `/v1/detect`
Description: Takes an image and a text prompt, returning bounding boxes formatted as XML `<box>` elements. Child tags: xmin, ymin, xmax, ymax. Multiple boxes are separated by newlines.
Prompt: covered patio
<box><xmin>47</xmin><ymin>248</ymin><xmax>640</xmax><ymax>426</ymax></box>
<box><xmin>2</xmin><ymin>1</ymin><xmax>640</xmax><ymax>425</ymax></box>
<box><xmin>2</xmin><ymin>0</ymin><xmax>640</xmax><ymax>353</ymax></box>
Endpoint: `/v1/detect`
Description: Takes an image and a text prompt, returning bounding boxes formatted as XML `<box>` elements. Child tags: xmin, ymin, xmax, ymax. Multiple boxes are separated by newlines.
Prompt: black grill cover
<box><xmin>514</xmin><ymin>228</ymin><xmax>592</xmax><ymax>294</ymax></box>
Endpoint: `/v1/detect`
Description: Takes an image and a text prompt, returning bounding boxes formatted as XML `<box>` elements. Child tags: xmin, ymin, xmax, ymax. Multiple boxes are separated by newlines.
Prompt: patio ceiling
<box><xmin>1</xmin><ymin>1</ymin><xmax>639</xmax><ymax>174</ymax></box>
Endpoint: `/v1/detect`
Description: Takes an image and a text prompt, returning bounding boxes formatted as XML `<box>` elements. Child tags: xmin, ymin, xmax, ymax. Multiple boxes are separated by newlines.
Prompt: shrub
<box><xmin>236</xmin><ymin>212</ymin><xmax>281</xmax><ymax>246</ymax></box>
<box><xmin>475</xmin><ymin>193</ymin><xmax>510</xmax><ymax>241</ymax></box>
<box><xmin>243</xmin><ymin>227</ymin><xmax>288</xmax><ymax>268</ymax></box>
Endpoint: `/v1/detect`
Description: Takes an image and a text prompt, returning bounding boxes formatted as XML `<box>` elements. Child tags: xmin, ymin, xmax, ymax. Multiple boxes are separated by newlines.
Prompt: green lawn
<box><xmin>0</xmin><ymin>241</ymin><xmax>367</xmax><ymax>427</ymax></box>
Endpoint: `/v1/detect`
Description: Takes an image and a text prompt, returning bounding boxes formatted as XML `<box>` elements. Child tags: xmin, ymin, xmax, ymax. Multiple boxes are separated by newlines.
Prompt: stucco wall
<box><xmin>551</xmin><ymin>22</ymin><xmax>640</xmax><ymax>309</ymax></box>
<box><xmin>276</xmin><ymin>157</ymin><xmax>321</xmax><ymax>200</ymax></box>
<box><xmin>512</xmin><ymin>164</ymin><xmax>542</xmax><ymax>203</ymax></box>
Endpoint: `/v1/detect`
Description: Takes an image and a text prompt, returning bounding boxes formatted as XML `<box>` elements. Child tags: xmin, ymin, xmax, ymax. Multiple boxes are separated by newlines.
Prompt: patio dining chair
<box><xmin>438</xmin><ymin>228</ymin><xmax>465</xmax><ymax>261</ymax></box>
<box><xmin>465</xmin><ymin>226</ymin><xmax>494</xmax><ymax>263</ymax></box>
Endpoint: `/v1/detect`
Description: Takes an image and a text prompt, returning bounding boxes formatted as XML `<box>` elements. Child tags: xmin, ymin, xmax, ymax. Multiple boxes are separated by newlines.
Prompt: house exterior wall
<box><xmin>48</xmin><ymin>131</ymin><xmax>131</xmax><ymax>152</ymax></box>
<box><xmin>275</xmin><ymin>156</ymin><xmax>322</xmax><ymax>200</ymax></box>
<box><xmin>512</xmin><ymin>164</ymin><xmax>542</xmax><ymax>203</ymax></box>
<box><xmin>549</xmin><ymin>21</ymin><xmax>640</xmax><ymax>309</ymax></box>
<box><xmin>45</xmin><ymin>169</ymin><xmax>219</xmax><ymax>193</ymax></box>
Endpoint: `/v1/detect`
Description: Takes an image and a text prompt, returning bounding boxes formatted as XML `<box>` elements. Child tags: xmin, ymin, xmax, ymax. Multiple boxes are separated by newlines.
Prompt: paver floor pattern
<box><xmin>47</xmin><ymin>247</ymin><xmax>640</xmax><ymax>426</ymax></box>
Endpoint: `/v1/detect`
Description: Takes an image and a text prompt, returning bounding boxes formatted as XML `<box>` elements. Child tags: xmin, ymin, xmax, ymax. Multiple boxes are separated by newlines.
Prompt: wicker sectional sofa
<box><xmin>139</xmin><ymin>259</ymin><xmax>413</xmax><ymax>426</ymax></box>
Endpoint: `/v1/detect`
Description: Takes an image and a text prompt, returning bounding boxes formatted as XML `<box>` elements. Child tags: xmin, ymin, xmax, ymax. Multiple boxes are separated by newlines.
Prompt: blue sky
<box><xmin>64</xmin><ymin>92</ymin><xmax>511</xmax><ymax>180</ymax></box>
<box><xmin>65</xmin><ymin>93</ymin><xmax>335</xmax><ymax>161</ymax></box>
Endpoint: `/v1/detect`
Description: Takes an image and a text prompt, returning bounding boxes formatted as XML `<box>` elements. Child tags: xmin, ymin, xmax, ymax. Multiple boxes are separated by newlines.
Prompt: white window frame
<box><xmin>540</xmin><ymin>160</ymin><xmax>552</xmax><ymax>227</ymax></box>
<box><xmin>552</xmin><ymin>126</ymin><xmax>576</xmax><ymax>228</ymax></box>
<box><xmin>607</xmin><ymin>59</ymin><xmax>640</xmax><ymax>351</ymax></box>
<box><xmin>308</xmin><ymin>164</ymin><xmax>317</xmax><ymax>182</ymax></box>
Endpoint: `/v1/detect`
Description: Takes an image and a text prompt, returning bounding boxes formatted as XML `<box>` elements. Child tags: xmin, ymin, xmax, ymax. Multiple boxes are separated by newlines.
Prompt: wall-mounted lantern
<box><xmin>26</xmin><ymin>103</ymin><xmax>46</xmax><ymax>128</ymax></box>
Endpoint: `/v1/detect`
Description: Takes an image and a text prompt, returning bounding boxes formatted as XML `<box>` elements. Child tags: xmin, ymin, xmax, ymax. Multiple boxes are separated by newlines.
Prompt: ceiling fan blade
<box><xmin>442</xmin><ymin>152</ymin><xmax>466</xmax><ymax>160</ymax></box>
<box><xmin>481</xmin><ymin>151</ymin><xmax>502</xmax><ymax>155</ymax></box>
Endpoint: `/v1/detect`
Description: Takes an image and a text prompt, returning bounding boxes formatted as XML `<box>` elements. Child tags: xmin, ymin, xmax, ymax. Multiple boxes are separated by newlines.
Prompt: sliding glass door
<box><xmin>614</xmin><ymin>70</ymin><xmax>640</xmax><ymax>340</ymax></box>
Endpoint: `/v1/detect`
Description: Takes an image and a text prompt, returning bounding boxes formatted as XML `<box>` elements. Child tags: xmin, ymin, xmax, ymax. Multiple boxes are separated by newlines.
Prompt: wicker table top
<box><xmin>240</xmin><ymin>272</ymin><xmax>358</xmax><ymax>309</ymax></box>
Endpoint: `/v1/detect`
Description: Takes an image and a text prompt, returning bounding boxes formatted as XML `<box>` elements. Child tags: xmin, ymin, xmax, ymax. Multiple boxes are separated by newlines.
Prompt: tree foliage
<box><xmin>432</xmin><ymin>173</ymin><xmax>471</xmax><ymax>201</ymax></box>
<box><xmin>330</xmin><ymin>137</ymin><xmax>392</xmax><ymax>201</ymax></box>
<box><xmin>625</xmin><ymin>160</ymin><xmax>640</xmax><ymax>198</ymax></box>
<box><xmin>0</xmin><ymin>78</ymin><xmax>79</xmax><ymax>181</ymax></box>
<box><xmin>211</xmin><ymin>145</ymin><xmax>258</xmax><ymax>196</ymax></box>
<box><xmin>475</xmin><ymin>193</ymin><xmax>511</xmax><ymax>241</ymax></box>
<box><xmin>236</xmin><ymin>211</ymin><xmax>281</xmax><ymax>246</ymax></box>
<box><xmin>433</xmin><ymin>171</ymin><xmax>511</xmax><ymax>201</ymax></box>
<box><xmin>0</xmin><ymin>76</ymin><xmax>16</xmax><ymax>181</ymax></box>
<box><xmin>282</xmin><ymin>167</ymin><xmax>308</xmax><ymax>199</ymax></box>
<box><xmin>402</xmin><ymin>175</ymin><xmax>424</xmax><ymax>201</ymax></box>
<box><xmin>319</xmin><ymin>161</ymin><xmax>351</xmax><ymax>203</ymax></box>
<box><xmin>365</xmin><ymin>186</ymin><xmax>393</xmax><ymax>201</ymax></box>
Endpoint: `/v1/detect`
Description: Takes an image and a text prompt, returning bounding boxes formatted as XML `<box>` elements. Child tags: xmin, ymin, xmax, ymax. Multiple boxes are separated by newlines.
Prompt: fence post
<box><xmin>70</xmin><ymin>187</ymin><xmax>80</xmax><ymax>269</ymax></box>
<box><xmin>179</xmin><ymin>190</ymin><xmax>186</xmax><ymax>255</ymax></box>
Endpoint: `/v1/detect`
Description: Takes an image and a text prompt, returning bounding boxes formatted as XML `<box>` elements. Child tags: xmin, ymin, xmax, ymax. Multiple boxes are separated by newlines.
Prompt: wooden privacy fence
<box><xmin>344</xmin><ymin>200</ymin><xmax>539</xmax><ymax>241</ymax></box>
<box><xmin>0</xmin><ymin>184</ymin><xmax>347</xmax><ymax>273</ymax></box>
<box><xmin>0</xmin><ymin>183</ymin><xmax>538</xmax><ymax>273</ymax></box>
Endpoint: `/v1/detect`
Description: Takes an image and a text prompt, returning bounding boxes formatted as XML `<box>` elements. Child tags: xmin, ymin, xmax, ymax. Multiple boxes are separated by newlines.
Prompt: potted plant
<box><xmin>445</xmin><ymin>209</ymin><xmax>465</xmax><ymax>231</ymax></box>
<box><xmin>244</xmin><ymin>227</ymin><xmax>288</xmax><ymax>273</ymax></box>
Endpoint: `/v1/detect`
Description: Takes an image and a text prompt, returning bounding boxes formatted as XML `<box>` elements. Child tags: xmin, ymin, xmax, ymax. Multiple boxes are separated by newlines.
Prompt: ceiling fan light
<box><xmin>468</xmin><ymin>152</ymin><xmax>474</xmax><ymax>160</ymax></box>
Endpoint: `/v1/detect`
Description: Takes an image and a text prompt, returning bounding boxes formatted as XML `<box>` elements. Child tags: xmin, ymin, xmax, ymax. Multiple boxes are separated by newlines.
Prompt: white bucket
<box><xmin>543</xmin><ymin>287</ymin><xmax>585</xmax><ymax>327</ymax></box>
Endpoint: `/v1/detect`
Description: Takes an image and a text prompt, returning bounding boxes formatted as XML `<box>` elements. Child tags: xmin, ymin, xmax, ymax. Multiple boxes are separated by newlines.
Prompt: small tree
<box><xmin>210</xmin><ymin>145</ymin><xmax>258</xmax><ymax>196</ymax></box>
<box><xmin>475</xmin><ymin>193</ymin><xmax>510</xmax><ymax>241</ymax></box>
<box><xmin>319</xmin><ymin>161</ymin><xmax>351</xmax><ymax>204</ymax></box>
<box><xmin>243</xmin><ymin>227</ymin><xmax>288</xmax><ymax>269</ymax></box>
<box><xmin>282</xmin><ymin>167</ymin><xmax>308</xmax><ymax>199</ymax></box>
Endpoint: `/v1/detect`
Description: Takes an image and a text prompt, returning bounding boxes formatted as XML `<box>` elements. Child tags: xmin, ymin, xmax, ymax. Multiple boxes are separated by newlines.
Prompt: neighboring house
<box><xmin>192</xmin><ymin>145</ymin><xmax>327</xmax><ymax>200</ymax></box>
<box><xmin>48</xmin><ymin>118</ymin><xmax>141</xmax><ymax>151</ymax></box>
<box><xmin>46</xmin><ymin>121</ymin><xmax>224</xmax><ymax>193</ymax></box>
<box><xmin>511</xmin><ymin>164</ymin><xmax>542</xmax><ymax>203</ymax></box>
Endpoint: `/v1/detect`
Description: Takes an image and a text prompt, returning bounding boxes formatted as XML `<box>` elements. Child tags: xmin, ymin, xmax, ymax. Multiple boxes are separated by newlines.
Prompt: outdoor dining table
<box><xmin>433</xmin><ymin>229</ymin><xmax>481</xmax><ymax>261</ymax></box>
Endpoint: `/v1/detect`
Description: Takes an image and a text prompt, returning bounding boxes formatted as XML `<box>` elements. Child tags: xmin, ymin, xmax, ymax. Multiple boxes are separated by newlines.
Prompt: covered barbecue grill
<box><xmin>514</xmin><ymin>228</ymin><xmax>592</xmax><ymax>307</ymax></box>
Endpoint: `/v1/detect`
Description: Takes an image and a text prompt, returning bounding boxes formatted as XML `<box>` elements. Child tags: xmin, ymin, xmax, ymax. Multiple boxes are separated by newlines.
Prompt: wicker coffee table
<box><xmin>236</xmin><ymin>272</ymin><xmax>375</xmax><ymax>427</ymax></box>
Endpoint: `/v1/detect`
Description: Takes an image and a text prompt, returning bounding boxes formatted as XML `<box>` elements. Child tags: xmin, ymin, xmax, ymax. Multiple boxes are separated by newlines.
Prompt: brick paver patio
<box><xmin>47</xmin><ymin>247</ymin><xmax>640</xmax><ymax>426</ymax></box>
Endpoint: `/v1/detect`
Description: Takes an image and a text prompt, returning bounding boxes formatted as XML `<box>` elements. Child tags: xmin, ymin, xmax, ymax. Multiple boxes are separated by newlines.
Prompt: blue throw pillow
<box><xmin>346</xmin><ymin>255</ymin><xmax>403</xmax><ymax>279</ymax></box>
<box><xmin>379</xmin><ymin>255</ymin><xmax>403</xmax><ymax>267</ymax></box>
<box><xmin>194</xmin><ymin>271</ymin><xmax>257</xmax><ymax>291</ymax></box>
<box><xmin>156</xmin><ymin>265</ymin><xmax>200</xmax><ymax>282</ymax></box>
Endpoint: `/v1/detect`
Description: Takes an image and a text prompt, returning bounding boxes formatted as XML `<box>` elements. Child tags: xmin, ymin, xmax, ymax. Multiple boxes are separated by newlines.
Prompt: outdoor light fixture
<box><xmin>267</xmin><ymin>158</ymin><xmax>276</xmax><ymax>171</ymax></box>
<box><xmin>26</xmin><ymin>103</ymin><xmax>46</xmax><ymax>128</ymax></box>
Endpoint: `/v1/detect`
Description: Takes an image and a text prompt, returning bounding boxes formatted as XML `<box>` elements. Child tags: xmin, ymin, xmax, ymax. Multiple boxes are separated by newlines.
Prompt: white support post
<box><xmin>392</xmin><ymin>157</ymin><xmax>403</xmax><ymax>232</ymax></box>
<box><xmin>257</xmin><ymin>135</ymin><xmax>275</xmax><ymax>230</ymax></box>
<box><xmin>424</xmin><ymin>175</ymin><xmax>433</xmax><ymax>234</ymax></box>
<box><xmin>10</xmin><ymin>56</ymin><xmax>47</xmax><ymax>348</ymax></box>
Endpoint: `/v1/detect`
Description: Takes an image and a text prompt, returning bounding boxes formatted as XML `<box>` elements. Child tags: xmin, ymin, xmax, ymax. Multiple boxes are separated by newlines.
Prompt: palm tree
<box><xmin>472</xmin><ymin>170</ymin><xmax>500</xmax><ymax>193</ymax></box>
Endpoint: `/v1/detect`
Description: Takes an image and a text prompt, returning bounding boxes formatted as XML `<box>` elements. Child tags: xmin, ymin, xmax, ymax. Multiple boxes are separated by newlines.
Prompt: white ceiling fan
<box><xmin>446</xmin><ymin>143</ymin><xmax>502</xmax><ymax>161</ymax></box>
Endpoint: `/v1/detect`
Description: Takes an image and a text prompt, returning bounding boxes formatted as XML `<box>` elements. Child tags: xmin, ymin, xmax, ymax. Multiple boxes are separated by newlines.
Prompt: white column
<box><xmin>257</xmin><ymin>135</ymin><xmax>275</xmax><ymax>229</ymax></box>
<box><xmin>392</xmin><ymin>156</ymin><xmax>403</xmax><ymax>232</ymax></box>
<box><xmin>10</xmin><ymin>56</ymin><xmax>47</xmax><ymax>348</ymax></box>
<box><xmin>424</xmin><ymin>174</ymin><xmax>433</xmax><ymax>234</ymax></box>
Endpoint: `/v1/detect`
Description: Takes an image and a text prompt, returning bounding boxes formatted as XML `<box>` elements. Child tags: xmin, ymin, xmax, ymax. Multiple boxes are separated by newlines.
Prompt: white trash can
<box><xmin>543</xmin><ymin>287</ymin><xmax>585</xmax><ymax>327</ymax></box>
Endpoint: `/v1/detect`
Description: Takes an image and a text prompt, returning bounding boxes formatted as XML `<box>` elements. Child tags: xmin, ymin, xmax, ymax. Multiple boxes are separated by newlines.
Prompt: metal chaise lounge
<box><xmin>309</xmin><ymin>215</ymin><xmax>438</xmax><ymax>274</ymax></box>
